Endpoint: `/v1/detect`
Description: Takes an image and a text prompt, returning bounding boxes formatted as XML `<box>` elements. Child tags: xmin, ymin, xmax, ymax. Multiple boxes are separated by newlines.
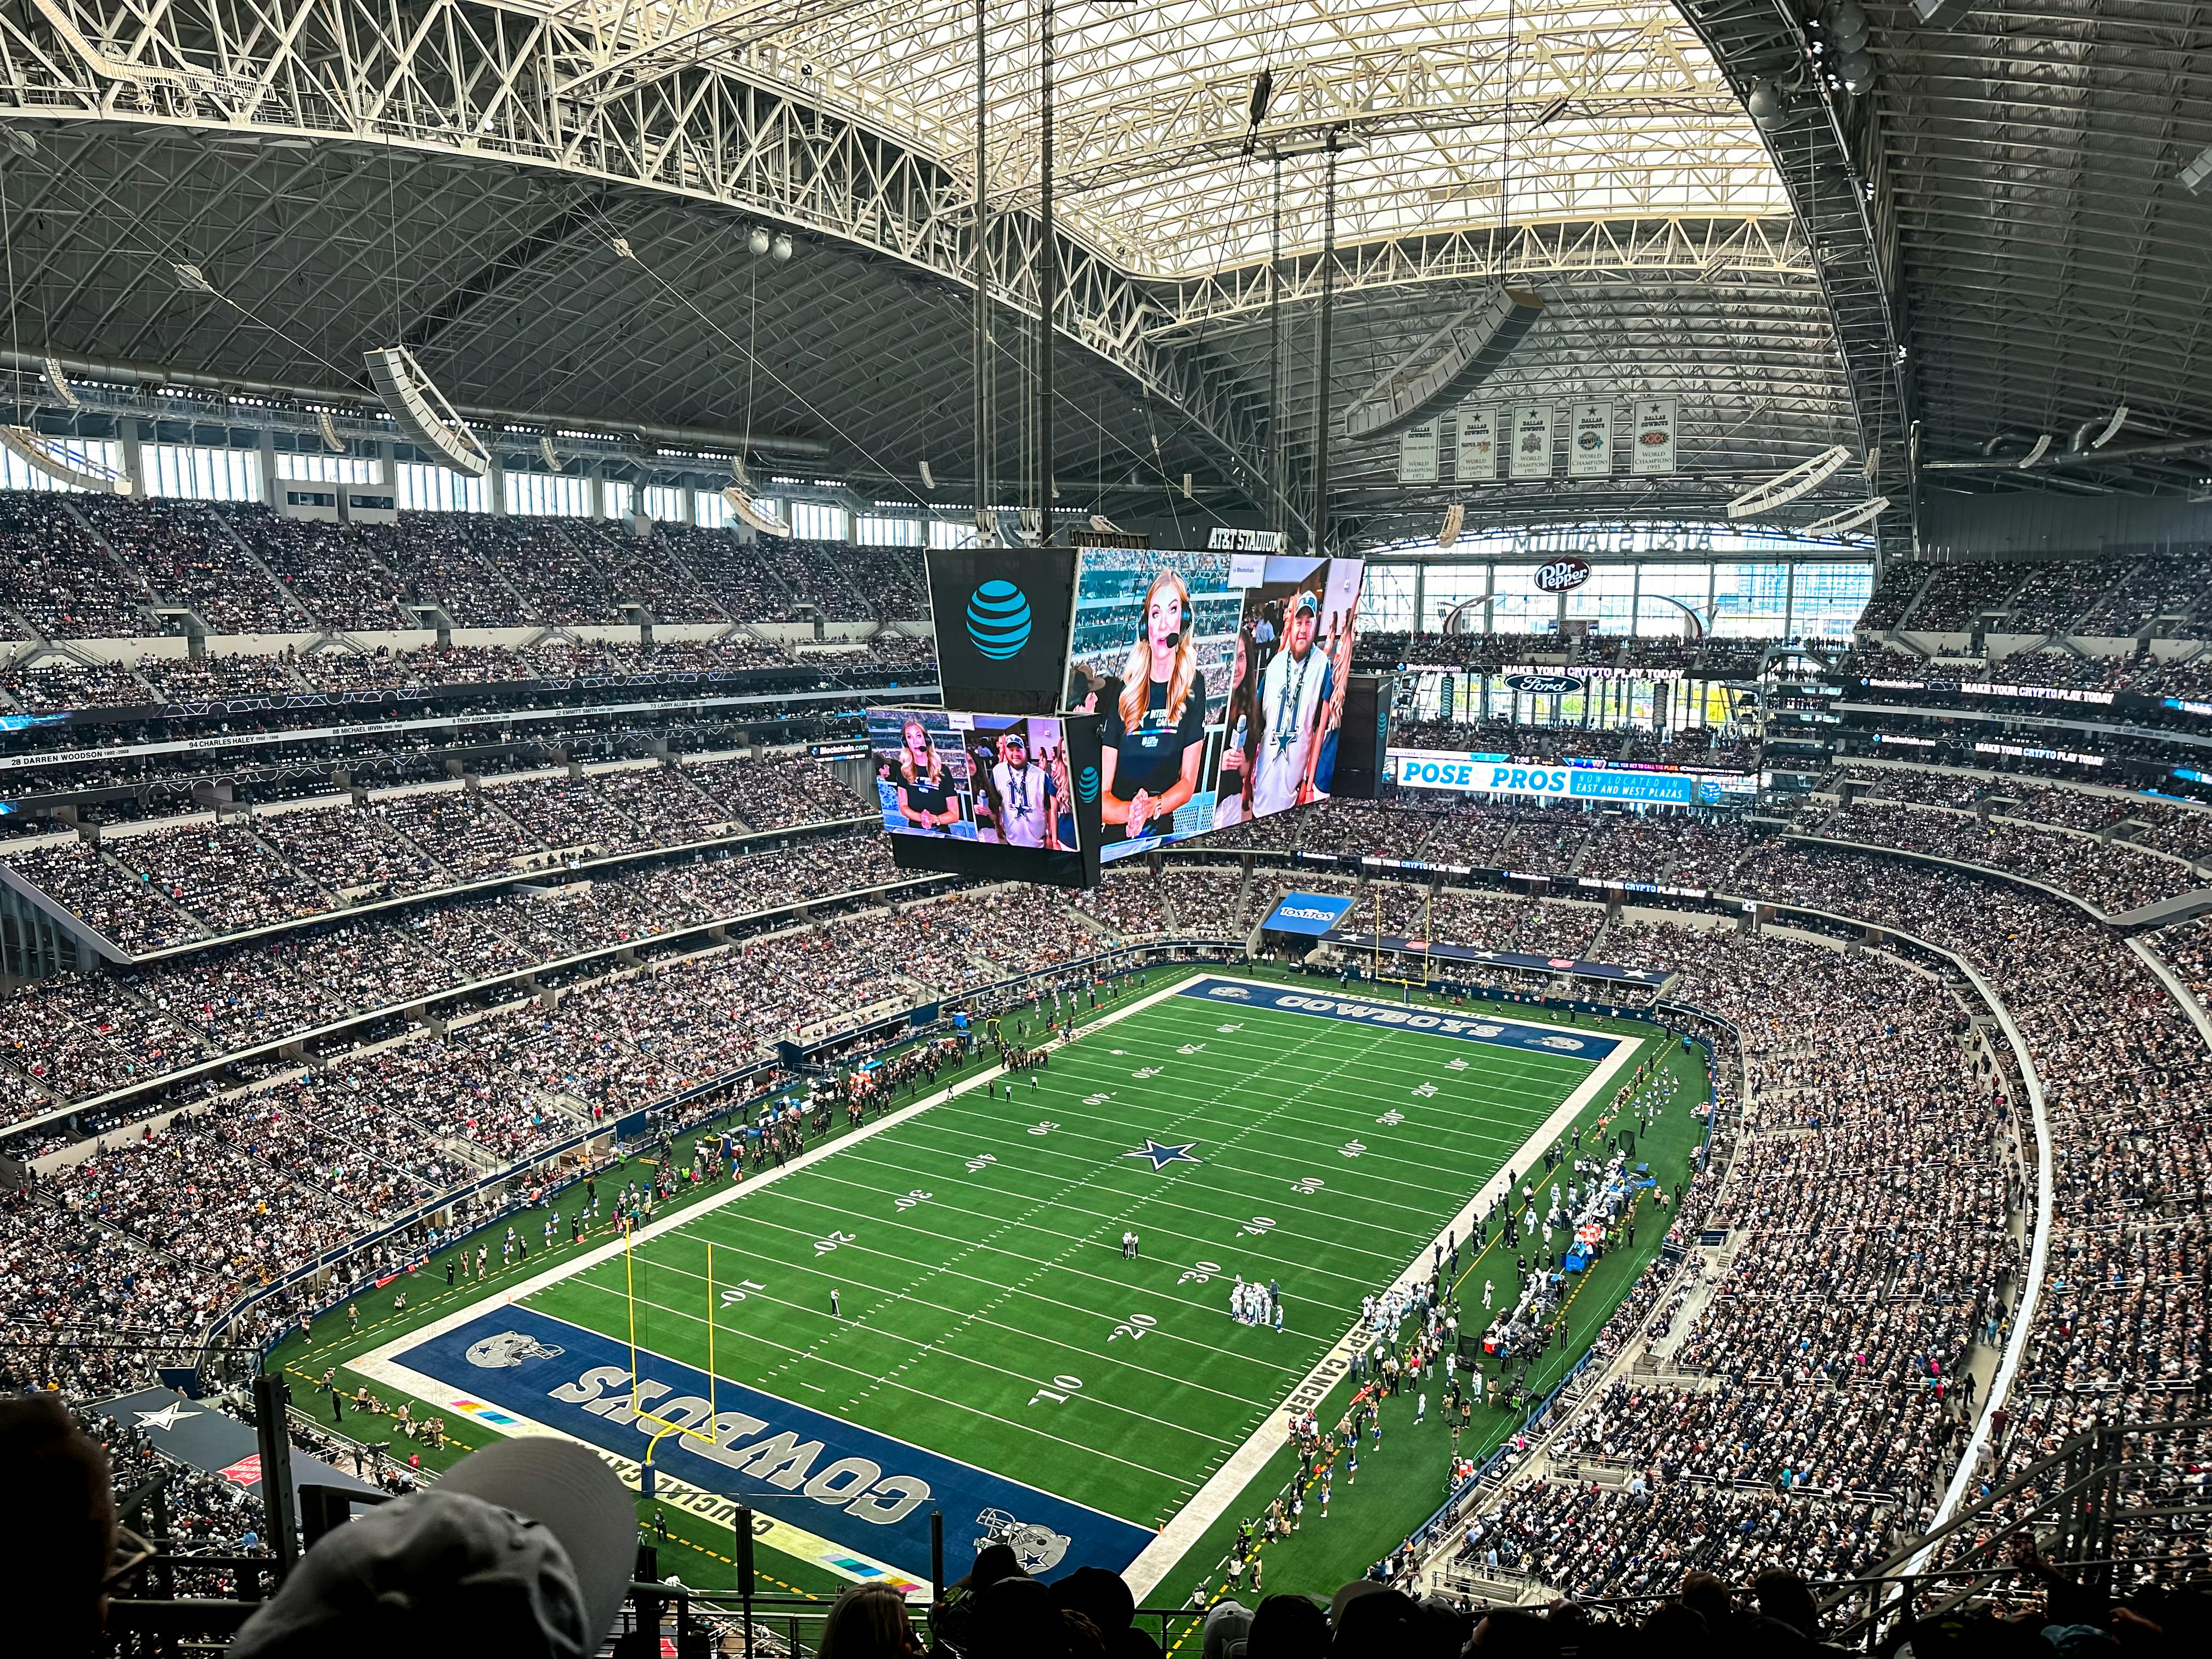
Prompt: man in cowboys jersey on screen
<box><xmin>1251</xmin><ymin>589</ymin><xmax>1334</xmax><ymax>818</ymax></box>
<box><xmin>988</xmin><ymin>727</ymin><xmax>1063</xmax><ymax>850</ymax></box>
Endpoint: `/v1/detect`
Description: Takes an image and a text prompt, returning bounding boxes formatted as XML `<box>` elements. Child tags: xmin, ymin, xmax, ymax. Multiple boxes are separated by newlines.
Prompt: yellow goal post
<box><xmin>626</xmin><ymin>1231</ymin><xmax>722</xmax><ymax>1462</ymax></box>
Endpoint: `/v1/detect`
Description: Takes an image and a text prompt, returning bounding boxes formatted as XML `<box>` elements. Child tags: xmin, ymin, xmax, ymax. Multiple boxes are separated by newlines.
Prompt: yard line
<box><xmin>919</xmin><ymin>1090</ymin><xmax>1539</xmax><ymax>1192</ymax></box>
<box><xmin>920</xmin><ymin>1084</ymin><xmax>1557</xmax><ymax>1229</ymax></box>
<box><xmin>818</xmin><ymin>1142</ymin><xmax>1413</xmax><ymax>1280</ymax></box>
<box><xmin>646</xmin><ymin>1183</ymin><xmax>1329</xmax><ymax>1358</ymax></box>
<box><xmin>579</xmin><ymin>1274</ymin><xmax>1244</xmax><ymax>1452</ymax></box>
<box><xmin>617</xmin><ymin>1229</ymin><xmax>1305</xmax><ymax>1408</ymax></box>
<box><xmin>541</xmin><ymin>1289</ymin><xmax>1193</xmax><ymax>1498</ymax></box>
<box><xmin>778</xmin><ymin>1161</ymin><xmax>1406</xmax><ymax>1316</ymax></box>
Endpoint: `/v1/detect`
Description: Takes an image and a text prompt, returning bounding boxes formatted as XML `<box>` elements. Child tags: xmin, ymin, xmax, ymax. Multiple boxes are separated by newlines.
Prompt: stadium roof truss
<box><xmin>0</xmin><ymin>0</ymin><xmax>1884</xmax><ymax>537</ymax></box>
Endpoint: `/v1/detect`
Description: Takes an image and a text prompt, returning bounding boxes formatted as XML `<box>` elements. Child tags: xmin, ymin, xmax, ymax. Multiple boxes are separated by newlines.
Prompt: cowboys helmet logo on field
<box><xmin>975</xmin><ymin>1509</ymin><xmax>1071</xmax><ymax>1575</ymax></box>
<box><xmin>1537</xmin><ymin>1035</ymin><xmax>1585</xmax><ymax>1052</ymax></box>
<box><xmin>1208</xmin><ymin>985</ymin><xmax>1252</xmax><ymax>1000</ymax></box>
<box><xmin>466</xmin><ymin>1331</ymin><xmax>567</xmax><ymax>1369</ymax></box>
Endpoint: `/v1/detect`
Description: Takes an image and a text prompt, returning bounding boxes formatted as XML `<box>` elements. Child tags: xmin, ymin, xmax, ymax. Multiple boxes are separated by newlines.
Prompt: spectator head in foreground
<box><xmin>228</xmin><ymin>1436</ymin><xmax>636</xmax><ymax>1659</ymax></box>
<box><xmin>1246</xmin><ymin>1592</ymin><xmax>1329</xmax><ymax>1657</ymax></box>
<box><xmin>818</xmin><ymin>1581</ymin><xmax>926</xmax><ymax>1658</ymax></box>
<box><xmin>0</xmin><ymin>1395</ymin><xmax>118</xmax><ymax>1658</ymax></box>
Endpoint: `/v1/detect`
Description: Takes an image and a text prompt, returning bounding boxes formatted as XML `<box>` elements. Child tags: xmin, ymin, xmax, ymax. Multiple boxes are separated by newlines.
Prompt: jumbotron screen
<box><xmin>865</xmin><ymin>707</ymin><xmax>1103</xmax><ymax>888</ymax></box>
<box><xmin>1069</xmin><ymin>548</ymin><xmax>1367</xmax><ymax>861</ymax></box>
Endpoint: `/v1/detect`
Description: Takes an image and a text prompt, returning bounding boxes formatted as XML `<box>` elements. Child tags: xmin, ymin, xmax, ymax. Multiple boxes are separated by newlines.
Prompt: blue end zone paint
<box><xmin>390</xmin><ymin>1306</ymin><xmax>1155</xmax><ymax>1581</ymax></box>
<box><xmin>1177</xmin><ymin>977</ymin><xmax>1622</xmax><ymax>1063</ymax></box>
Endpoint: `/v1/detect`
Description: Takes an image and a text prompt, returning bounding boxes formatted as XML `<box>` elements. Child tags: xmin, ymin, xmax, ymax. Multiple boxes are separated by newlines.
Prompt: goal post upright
<box><xmin>628</xmin><ymin>1227</ymin><xmax>721</xmax><ymax>1497</ymax></box>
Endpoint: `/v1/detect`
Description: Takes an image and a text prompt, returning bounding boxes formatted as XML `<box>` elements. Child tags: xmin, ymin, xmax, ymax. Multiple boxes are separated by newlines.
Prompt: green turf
<box><xmin>527</xmin><ymin>978</ymin><xmax>1630</xmax><ymax>1563</ymax></box>
<box><xmin>269</xmin><ymin>964</ymin><xmax>1704</xmax><ymax>1606</ymax></box>
<box><xmin>1153</xmin><ymin>1034</ymin><xmax>1711</xmax><ymax>1612</ymax></box>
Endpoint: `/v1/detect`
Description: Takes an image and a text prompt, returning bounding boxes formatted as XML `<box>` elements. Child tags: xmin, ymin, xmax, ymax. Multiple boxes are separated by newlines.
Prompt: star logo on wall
<box><xmin>136</xmin><ymin>1401</ymin><xmax>201</xmax><ymax>1431</ymax></box>
<box><xmin>1123</xmin><ymin>1138</ymin><xmax>1201</xmax><ymax>1171</ymax></box>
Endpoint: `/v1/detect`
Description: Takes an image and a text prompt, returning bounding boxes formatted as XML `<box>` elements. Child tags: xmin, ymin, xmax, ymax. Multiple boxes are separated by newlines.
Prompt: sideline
<box><xmin>1119</xmin><ymin>978</ymin><xmax>1649</xmax><ymax>1602</ymax></box>
<box><xmin>355</xmin><ymin>970</ymin><xmax>1204</xmax><ymax>1370</ymax></box>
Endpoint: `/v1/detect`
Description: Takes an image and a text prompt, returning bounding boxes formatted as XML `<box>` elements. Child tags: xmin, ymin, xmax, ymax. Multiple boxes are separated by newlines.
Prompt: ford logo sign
<box><xmin>1531</xmin><ymin>557</ymin><xmax>1590</xmax><ymax>593</ymax></box>
<box><xmin>1504</xmin><ymin>673</ymin><xmax>1584</xmax><ymax>696</ymax></box>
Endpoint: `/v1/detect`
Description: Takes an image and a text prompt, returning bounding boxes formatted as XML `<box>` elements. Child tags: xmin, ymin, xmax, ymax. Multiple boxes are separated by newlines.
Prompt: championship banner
<box><xmin>1509</xmin><ymin>404</ymin><xmax>1555</xmax><ymax>480</ymax></box>
<box><xmin>1398</xmin><ymin>420</ymin><xmax>1439</xmax><ymax>484</ymax></box>
<box><xmin>1569</xmin><ymin>402</ymin><xmax>1613</xmax><ymax>479</ymax></box>
<box><xmin>1630</xmin><ymin>398</ymin><xmax>1677</xmax><ymax>477</ymax></box>
<box><xmin>1457</xmin><ymin>405</ymin><xmax>1499</xmax><ymax>482</ymax></box>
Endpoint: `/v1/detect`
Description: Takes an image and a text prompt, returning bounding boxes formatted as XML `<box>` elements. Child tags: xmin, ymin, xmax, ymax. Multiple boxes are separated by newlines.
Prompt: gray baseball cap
<box><xmin>229</xmin><ymin>1438</ymin><xmax>638</xmax><ymax>1659</ymax></box>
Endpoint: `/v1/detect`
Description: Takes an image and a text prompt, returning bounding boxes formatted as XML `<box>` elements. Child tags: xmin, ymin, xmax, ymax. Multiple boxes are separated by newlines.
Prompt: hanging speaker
<box><xmin>364</xmin><ymin>346</ymin><xmax>489</xmax><ymax>477</ymax></box>
<box><xmin>1438</xmin><ymin>504</ymin><xmax>1465</xmax><ymax>548</ymax></box>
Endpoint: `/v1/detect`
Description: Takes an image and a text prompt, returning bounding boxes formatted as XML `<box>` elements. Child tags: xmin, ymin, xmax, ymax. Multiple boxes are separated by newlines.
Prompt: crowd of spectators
<box><xmin>1791</xmin><ymin>797</ymin><xmax>2195</xmax><ymax>915</ymax></box>
<box><xmin>1356</xmin><ymin>631</ymin><xmax>1779</xmax><ymax>678</ymax></box>
<box><xmin>1078</xmin><ymin>863</ymin><xmax>1250</xmax><ymax>940</ymax></box>
<box><xmin>1368</xmin><ymin>884</ymin><xmax>1604</xmax><ymax>960</ymax></box>
<box><xmin>565</xmin><ymin>521</ymin><xmax>729</xmax><ymax>622</ymax></box>
<box><xmin>76</xmin><ymin>497</ymin><xmax>304</xmax><ymax>636</ymax></box>
<box><xmin>0</xmin><ymin>655</ymin><xmax>155</xmax><ymax>710</ymax></box>
<box><xmin>214</xmin><ymin>503</ymin><xmax>409</xmax><ymax>632</ymax></box>
<box><xmin>0</xmin><ymin>832</ymin><xmax>915</xmax><ymax>1125</ymax></box>
<box><xmin>684</xmin><ymin>753</ymin><xmax>868</xmax><ymax>829</ymax></box>
<box><xmin>0</xmin><ymin>490</ymin><xmax>153</xmax><ymax>637</ymax></box>
<box><xmin>358</xmin><ymin>514</ymin><xmax>527</xmax><ymax>627</ymax></box>
<box><xmin>1442</xmin><ymin>917</ymin><xmax>2013</xmax><ymax>1601</ymax></box>
<box><xmin>1837</xmin><ymin>764</ymin><xmax>2212</xmax><ymax>862</ymax></box>
<box><xmin>9</xmin><ymin>761</ymin><xmax>2212</xmax><ymax>1611</ymax></box>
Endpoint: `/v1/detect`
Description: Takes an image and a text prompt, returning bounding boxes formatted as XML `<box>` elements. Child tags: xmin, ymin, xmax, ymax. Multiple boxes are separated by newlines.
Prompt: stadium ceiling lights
<box><xmin>723</xmin><ymin>486</ymin><xmax>792</xmax><ymax>535</ymax></box>
<box><xmin>723</xmin><ymin>456</ymin><xmax>789</xmax><ymax>535</ymax></box>
<box><xmin>1726</xmin><ymin>444</ymin><xmax>1851</xmax><ymax>519</ymax></box>
<box><xmin>1342</xmin><ymin>287</ymin><xmax>1544</xmax><ymax>442</ymax></box>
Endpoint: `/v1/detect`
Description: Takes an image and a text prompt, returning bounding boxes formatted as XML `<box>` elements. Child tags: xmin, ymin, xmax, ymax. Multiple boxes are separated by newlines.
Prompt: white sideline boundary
<box><xmin>1119</xmin><ymin>982</ymin><xmax>1649</xmax><ymax>1601</ymax></box>
<box><xmin>354</xmin><ymin>968</ymin><xmax>1207</xmax><ymax>1369</ymax></box>
<box><xmin>353</xmin><ymin>968</ymin><xmax>1650</xmax><ymax>1599</ymax></box>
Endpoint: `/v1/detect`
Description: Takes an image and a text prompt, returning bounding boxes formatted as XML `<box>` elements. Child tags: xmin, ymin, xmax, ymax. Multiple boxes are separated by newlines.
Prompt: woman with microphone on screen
<box><xmin>1099</xmin><ymin>566</ymin><xmax>1209</xmax><ymax>845</ymax></box>
<box><xmin>893</xmin><ymin>717</ymin><xmax>960</xmax><ymax>833</ymax></box>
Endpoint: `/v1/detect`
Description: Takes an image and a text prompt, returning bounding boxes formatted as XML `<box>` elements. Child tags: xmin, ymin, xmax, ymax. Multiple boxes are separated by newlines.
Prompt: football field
<box><xmin>358</xmin><ymin>972</ymin><xmax>1647</xmax><ymax>1597</ymax></box>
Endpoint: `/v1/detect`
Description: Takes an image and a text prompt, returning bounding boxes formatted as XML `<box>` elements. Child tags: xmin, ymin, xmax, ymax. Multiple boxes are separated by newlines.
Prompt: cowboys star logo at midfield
<box><xmin>1123</xmin><ymin>1137</ymin><xmax>1202</xmax><ymax>1171</ymax></box>
<box><xmin>466</xmin><ymin>1331</ymin><xmax>567</xmax><ymax>1369</ymax></box>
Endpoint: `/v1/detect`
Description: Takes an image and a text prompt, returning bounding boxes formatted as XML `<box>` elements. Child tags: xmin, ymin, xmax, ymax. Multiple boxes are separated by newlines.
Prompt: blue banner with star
<box><xmin>1176</xmin><ymin>978</ymin><xmax>1624</xmax><ymax>1061</ymax></box>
